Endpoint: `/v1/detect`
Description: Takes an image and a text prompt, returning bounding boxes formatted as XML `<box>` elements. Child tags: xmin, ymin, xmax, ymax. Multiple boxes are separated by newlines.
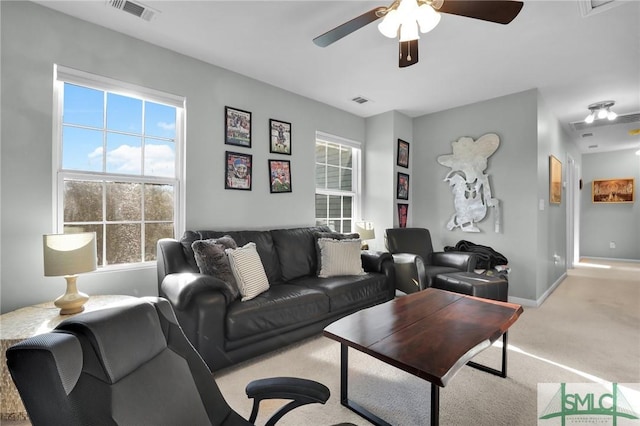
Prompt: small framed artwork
<box><xmin>397</xmin><ymin>139</ymin><xmax>410</xmax><ymax>168</ymax></box>
<box><xmin>225</xmin><ymin>106</ymin><xmax>252</xmax><ymax>148</ymax></box>
<box><xmin>549</xmin><ymin>155</ymin><xmax>562</xmax><ymax>204</ymax></box>
<box><xmin>397</xmin><ymin>172</ymin><xmax>409</xmax><ymax>200</ymax></box>
<box><xmin>268</xmin><ymin>160</ymin><xmax>292</xmax><ymax>193</ymax></box>
<box><xmin>592</xmin><ymin>178</ymin><xmax>634</xmax><ymax>203</ymax></box>
<box><xmin>225</xmin><ymin>151</ymin><xmax>252</xmax><ymax>190</ymax></box>
<box><xmin>269</xmin><ymin>119</ymin><xmax>292</xmax><ymax>155</ymax></box>
<box><xmin>397</xmin><ymin>203</ymin><xmax>408</xmax><ymax>228</ymax></box>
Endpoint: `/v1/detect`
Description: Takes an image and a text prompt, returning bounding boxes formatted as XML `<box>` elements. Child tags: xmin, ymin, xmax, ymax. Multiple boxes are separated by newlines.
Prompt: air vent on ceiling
<box><xmin>582</xmin><ymin>133</ymin><xmax>594</xmax><ymax>138</ymax></box>
<box><xmin>107</xmin><ymin>0</ymin><xmax>158</xmax><ymax>21</ymax></box>
<box><xmin>570</xmin><ymin>112</ymin><xmax>640</xmax><ymax>132</ymax></box>
<box><xmin>351</xmin><ymin>96</ymin><xmax>370</xmax><ymax>105</ymax></box>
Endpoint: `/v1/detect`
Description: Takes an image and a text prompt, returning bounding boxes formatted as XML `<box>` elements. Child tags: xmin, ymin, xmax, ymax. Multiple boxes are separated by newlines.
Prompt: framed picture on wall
<box><xmin>225</xmin><ymin>106</ymin><xmax>252</xmax><ymax>147</ymax></box>
<box><xmin>592</xmin><ymin>178</ymin><xmax>634</xmax><ymax>203</ymax></box>
<box><xmin>225</xmin><ymin>151</ymin><xmax>252</xmax><ymax>190</ymax></box>
<box><xmin>397</xmin><ymin>203</ymin><xmax>408</xmax><ymax>228</ymax></box>
<box><xmin>397</xmin><ymin>139</ymin><xmax>409</xmax><ymax>168</ymax></box>
<box><xmin>397</xmin><ymin>172</ymin><xmax>409</xmax><ymax>200</ymax></box>
<box><xmin>549</xmin><ymin>155</ymin><xmax>562</xmax><ymax>204</ymax></box>
<box><xmin>268</xmin><ymin>159</ymin><xmax>292</xmax><ymax>193</ymax></box>
<box><xmin>269</xmin><ymin>119</ymin><xmax>292</xmax><ymax>155</ymax></box>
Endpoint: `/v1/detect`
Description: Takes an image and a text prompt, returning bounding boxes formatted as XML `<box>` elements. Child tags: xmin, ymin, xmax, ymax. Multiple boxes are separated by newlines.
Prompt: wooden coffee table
<box><xmin>323</xmin><ymin>288</ymin><xmax>523</xmax><ymax>426</ymax></box>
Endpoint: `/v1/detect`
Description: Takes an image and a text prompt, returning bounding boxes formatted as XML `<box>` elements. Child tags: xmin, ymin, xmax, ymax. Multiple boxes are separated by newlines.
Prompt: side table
<box><xmin>1</xmin><ymin>294</ymin><xmax>137</xmax><ymax>421</ymax></box>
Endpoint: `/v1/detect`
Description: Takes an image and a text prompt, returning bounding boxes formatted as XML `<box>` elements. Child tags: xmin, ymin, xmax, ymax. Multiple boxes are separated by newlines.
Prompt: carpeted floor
<box><xmin>214</xmin><ymin>258</ymin><xmax>640</xmax><ymax>425</ymax></box>
<box><xmin>4</xmin><ymin>259</ymin><xmax>639</xmax><ymax>425</ymax></box>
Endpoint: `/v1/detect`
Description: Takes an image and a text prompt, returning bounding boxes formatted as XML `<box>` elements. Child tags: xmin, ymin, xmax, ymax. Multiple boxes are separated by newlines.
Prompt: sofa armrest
<box><xmin>360</xmin><ymin>250</ymin><xmax>392</xmax><ymax>273</ymax></box>
<box><xmin>161</xmin><ymin>272</ymin><xmax>236</xmax><ymax>308</ymax></box>
<box><xmin>430</xmin><ymin>251</ymin><xmax>477</xmax><ymax>272</ymax></box>
<box><xmin>391</xmin><ymin>253</ymin><xmax>427</xmax><ymax>294</ymax></box>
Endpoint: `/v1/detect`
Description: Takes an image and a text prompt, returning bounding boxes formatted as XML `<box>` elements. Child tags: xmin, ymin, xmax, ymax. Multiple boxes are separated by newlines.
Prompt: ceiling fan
<box><xmin>313</xmin><ymin>0</ymin><xmax>524</xmax><ymax>68</ymax></box>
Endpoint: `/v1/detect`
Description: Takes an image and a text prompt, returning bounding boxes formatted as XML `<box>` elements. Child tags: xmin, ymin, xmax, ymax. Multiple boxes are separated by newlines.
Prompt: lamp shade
<box><xmin>43</xmin><ymin>232</ymin><xmax>97</xmax><ymax>277</ymax></box>
<box><xmin>355</xmin><ymin>222</ymin><xmax>376</xmax><ymax>240</ymax></box>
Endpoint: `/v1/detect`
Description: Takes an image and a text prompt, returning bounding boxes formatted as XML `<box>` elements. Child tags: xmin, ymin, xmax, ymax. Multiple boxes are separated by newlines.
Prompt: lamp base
<box><xmin>54</xmin><ymin>275</ymin><xmax>89</xmax><ymax>315</ymax></box>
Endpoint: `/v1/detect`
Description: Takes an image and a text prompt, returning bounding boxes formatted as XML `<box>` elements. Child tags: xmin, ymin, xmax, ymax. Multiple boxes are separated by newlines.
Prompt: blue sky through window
<box><xmin>62</xmin><ymin>83</ymin><xmax>176</xmax><ymax>177</ymax></box>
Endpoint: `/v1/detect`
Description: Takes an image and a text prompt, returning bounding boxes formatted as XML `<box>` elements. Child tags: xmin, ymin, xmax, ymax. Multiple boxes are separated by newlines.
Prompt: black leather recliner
<box><xmin>386</xmin><ymin>227</ymin><xmax>477</xmax><ymax>294</ymax></box>
<box><xmin>6</xmin><ymin>297</ymin><xmax>330</xmax><ymax>426</ymax></box>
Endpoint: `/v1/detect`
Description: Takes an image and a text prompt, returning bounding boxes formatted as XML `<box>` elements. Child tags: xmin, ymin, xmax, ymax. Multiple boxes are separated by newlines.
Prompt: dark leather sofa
<box><xmin>157</xmin><ymin>226</ymin><xmax>395</xmax><ymax>370</ymax></box>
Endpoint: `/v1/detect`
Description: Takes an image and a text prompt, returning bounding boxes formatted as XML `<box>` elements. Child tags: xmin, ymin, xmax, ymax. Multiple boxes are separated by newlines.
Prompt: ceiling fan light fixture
<box><xmin>584</xmin><ymin>112</ymin><xmax>595</xmax><ymax>124</ymax></box>
<box><xmin>399</xmin><ymin>21</ymin><xmax>420</xmax><ymax>41</ymax></box>
<box><xmin>416</xmin><ymin>4</ymin><xmax>441</xmax><ymax>33</ymax></box>
<box><xmin>378</xmin><ymin>9</ymin><xmax>401</xmax><ymax>38</ymax></box>
<box><xmin>607</xmin><ymin>109</ymin><xmax>617</xmax><ymax>121</ymax></box>
<box><xmin>597</xmin><ymin>108</ymin><xmax>608</xmax><ymax>119</ymax></box>
<box><xmin>584</xmin><ymin>100</ymin><xmax>617</xmax><ymax>124</ymax></box>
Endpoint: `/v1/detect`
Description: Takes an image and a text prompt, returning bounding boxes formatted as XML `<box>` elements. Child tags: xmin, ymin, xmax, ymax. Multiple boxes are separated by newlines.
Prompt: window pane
<box><xmin>64</xmin><ymin>180</ymin><xmax>103</xmax><ymax>222</ymax></box>
<box><xmin>344</xmin><ymin>220</ymin><xmax>352</xmax><ymax>233</ymax></box>
<box><xmin>62</xmin><ymin>127</ymin><xmax>104</xmax><ymax>172</ymax></box>
<box><xmin>343</xmin><ymin>196</ymin><xmax>352</xmax><ymax>217</ymax></box>
<box><xmin>327</xmin><ymin>145</ymin><xmax>340</xmax><ymax>166</ymax></box>
<box><xmin>144</xmin><ymin>139</ymin><xmax>175</xmax><ymax>177</ymax></box>
<box><xmin>341</xmin><ymin>147</ymin><xmax>352</xmax><ymax>168</ymax></box>
<box><xmin>106</xmin><ymin>182</ymin><xmax>141</xmax><ymax>221</ymax></box>
<box><xmin>327</xmin><ymin>165</ymin><xmax>339</xmax><ymax>190</ymax></box>
<box><xmin>315</xmin><ymin>164</ymin><xmax>326</xmax><ymax>189</ymax></box>
<box><xmin>106</xmin><ymin>93</ymin><xmax>142</xmax><ymax>133</ymax></box>
<box><xmin>328</xmin><ymin>195</ymin><xmax>341</xmax><ymax>218</ymax></box>
<box><xmin>65</xmin><ymin>224</ymin><xmax>104</xmax><ymax>267</ymax></box>
<box><xmin>145</xmin><ymin>184</ymin><xmax>174</xmax><ymax>221</ymax></box>
<box><xmin>63</xmin><ymin>83</ymin><xmax>103</xmax><ymax>128</ymax></box>
<box><xmin>340</xmin><ymin>168</ymin><xmax>352</xmax><ymax>191</ymax></box>
<box><xmin>106</xmin><ymin>132</ymin><xmax>142</xmax><ymax>175</ymax></box>
<box><xmin>328</xmin><ymin>220</ymin><xmax>341</xmax><ymax>233</ymax></box>
<box><xmin>144</xmin><ymin>223</ymin><xmax>174</xmax><ymax>261</ymax></box>
<box><xmin>315</xmin><ymin>143</ymin><xmax>326</xmax><ymax>164</ymax></box>
<box><xmin>315</xmin><ymin>194</ymin><xmax>327</xmax><ymax>217</ymax></box>
<box><xmin>106</xmin><ymin>223</ymin><xmax>141</xmax><ymax>265</ymax></box>
<box><xmin>145</xmin><ymin>101</ymin><xmax>176</xmax><ymax>139</ymax></box>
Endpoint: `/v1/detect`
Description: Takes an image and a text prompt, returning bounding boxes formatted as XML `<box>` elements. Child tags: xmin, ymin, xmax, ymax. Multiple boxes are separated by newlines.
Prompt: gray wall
<box><xmin>412</xmin><ymin>90</ymin><xmax>579</xmax><ymax>302</ymax></box>
<box><xmin>0</xmin><ymin>1</ymin><xmax>366</xmax><ymax>313</ymax></box>
<box><xmin>580</xmin><ymin>149</ymin><xmax>640</xmax><ymax>260</ymax></box>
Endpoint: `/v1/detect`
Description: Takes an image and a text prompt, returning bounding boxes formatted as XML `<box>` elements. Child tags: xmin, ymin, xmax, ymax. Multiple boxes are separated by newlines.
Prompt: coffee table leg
<box><xmin>431</xmin><ymin>383</ymin><xmax>440</xmax><ymax>426</ymax></box>
<box><xmin>467</xmin><ymin>331</ymin><xmax>508</xmax><ymax>378</ymax></box>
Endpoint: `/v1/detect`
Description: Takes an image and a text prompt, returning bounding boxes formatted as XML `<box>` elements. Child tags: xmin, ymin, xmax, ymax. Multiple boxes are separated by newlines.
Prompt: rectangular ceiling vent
<box><xmin>351</xmin><ymin>96</ymin><xmax>370</xmax><ymax>105</ymax></box>
<box><xmin>570</xmin><ymin>112</ymin><xmax>640</xmax><ymax>131</ymax></box>
<box><xmin>107</xmin><ymin>0</ymin><xmax>158</xmax><ymax>21</ymax></box>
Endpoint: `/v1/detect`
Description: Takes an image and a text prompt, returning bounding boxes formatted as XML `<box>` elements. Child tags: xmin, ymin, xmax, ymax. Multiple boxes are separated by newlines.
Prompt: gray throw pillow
<box><xmin>191</xmin><ymin>236</ymin><xmax>240</xmax><ymax>300</ymax></box>
<box><xmin>314</xmin><ymin>231</ymin><xmax>360</xmax><ymax>275</ymax></box>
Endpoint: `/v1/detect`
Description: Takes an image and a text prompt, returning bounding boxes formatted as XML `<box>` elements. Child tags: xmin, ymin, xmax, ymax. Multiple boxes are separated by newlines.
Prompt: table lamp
<box><xmin>43</xmin><ymin>232</ymin><xmax>97</xmax><ymax>315</ymax></box>
<box><xmin>355</xmin><ymin>221</ymin><xmax>375</xmax><ymax>250</ymax></box>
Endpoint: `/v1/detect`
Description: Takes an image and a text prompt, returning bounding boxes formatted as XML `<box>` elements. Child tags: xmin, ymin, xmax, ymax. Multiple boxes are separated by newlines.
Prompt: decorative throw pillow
<box><xmin>191</xmin><ymin>236</ymin><xmax>240</xmax><ymax>300</ymax></box>
<box><xmin>317</xmin><ymin>238</ymin><xmax>366</xmax><ymax>278</ymax></box>
<box><xmin>225</xmin><ymin>242</ymin><xmax>270</xmax><ymax>301</ymax></box>
<box><xmin>314</xmin><ymin>232</ymin><xmax>360</xmax><ymax>275</ymax></box>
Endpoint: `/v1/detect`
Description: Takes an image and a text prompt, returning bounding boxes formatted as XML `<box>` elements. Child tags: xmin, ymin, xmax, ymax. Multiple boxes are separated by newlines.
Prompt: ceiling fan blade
<box><xmin>313</xmin><ymin>7</ymin><xmax>386</xmax><ymax>47</ymax></box>
<box><xmin>399</xmin><ymin>40</ymin><xmax>419</xmax><ymax>68</ymax></box>
<box><xmin>436</xmin><ymin>0</ymin><xmax>524</xmax><ymax>25</ymax></box>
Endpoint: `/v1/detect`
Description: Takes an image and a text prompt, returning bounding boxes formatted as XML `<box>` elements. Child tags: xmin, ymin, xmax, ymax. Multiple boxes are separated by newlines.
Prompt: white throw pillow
<box><xmin>225</xmin><ymin>242</ymin><xmax>270</xmax><ymax>301</ymax></box>
<box><xmin>317</xmin><ymin>238</ymin><xmax>366</xmax><ymax>278</ymax></box>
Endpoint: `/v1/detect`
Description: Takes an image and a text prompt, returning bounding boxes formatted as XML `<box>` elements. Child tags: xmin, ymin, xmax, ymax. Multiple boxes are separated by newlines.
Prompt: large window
<box><xmin>315</xmin><ymin>132</ymin><xmax>361</xmax><ymax>233</ymax></box>
<box><xmin>54</xmin><ymin>66</ymin><xmax>184</xmax><ymax>269</ymax></box>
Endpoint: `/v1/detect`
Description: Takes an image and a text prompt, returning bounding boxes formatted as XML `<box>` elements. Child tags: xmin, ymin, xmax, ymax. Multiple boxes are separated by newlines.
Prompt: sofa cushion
<box><xmin>292</xmin><ymin>274</ymin><xmax>389</xmax><ymax>313</ymax></box>
<box><xmin>225</xmin><ymin>285</ymin><xmax>330</xmax><ymax>341</ymax></box>
<box><xmin>226</xmin><ymin>243</ymin><xmax>270</xmax><ymax>301</ymax></box>
<box><xmin>191</xmin><ymin>237</ymin><xmax>239</xmax><ymax>300</ymax></box>
<box><xmin>271</xmin><ymin>226</ymin><xmax>329</xmax><ymax>281</ymax></box>
<box><xmin>317</xmin><ymin>238</ymin><xmax>365</xmax><ymax>277</ymax></box>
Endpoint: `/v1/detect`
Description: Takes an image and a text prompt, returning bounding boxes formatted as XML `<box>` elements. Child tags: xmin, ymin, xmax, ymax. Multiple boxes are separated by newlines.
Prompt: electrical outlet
<box><xmin>610</xmin><ymin>241</ymin><xmax>616</xmax><ymax>249</ymax></box>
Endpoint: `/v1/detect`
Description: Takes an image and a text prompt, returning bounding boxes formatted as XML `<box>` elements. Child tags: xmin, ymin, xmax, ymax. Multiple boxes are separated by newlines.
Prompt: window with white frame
<box><xmin>54</xmin><ymin>66</ymin><xmax>184</xmax><ymax>269</ymax></box>
<box><xmin>315</xmin><ymin>132</ymin><xmax>361</xmax><ymax>233</ymax></box>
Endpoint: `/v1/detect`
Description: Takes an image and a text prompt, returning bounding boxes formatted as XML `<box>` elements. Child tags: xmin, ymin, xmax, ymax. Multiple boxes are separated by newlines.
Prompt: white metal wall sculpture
<box><xmin>437</xmin><ymin>133</ymin><xmax>501</xmax><ymax>233</ymax></box>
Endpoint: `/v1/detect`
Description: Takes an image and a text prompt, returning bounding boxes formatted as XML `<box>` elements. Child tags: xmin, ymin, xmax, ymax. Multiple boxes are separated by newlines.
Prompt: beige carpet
<box><xmin>4</xmin><ymin>259</ymin><xmax>639</xmax><ymax>425</ymax></box>
<box><xmin>215</xmin><ymin>258</ymin><xmax>640</xmax><ymax>425</ymax></box>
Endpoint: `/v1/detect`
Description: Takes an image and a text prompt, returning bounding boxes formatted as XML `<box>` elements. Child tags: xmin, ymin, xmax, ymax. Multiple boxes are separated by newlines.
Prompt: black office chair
<box><xmin>386</xmin><ymin>228</ymin><xmax>477</xmax><ymax>294</ymax></box>
<box><xmin>6</xmin><ymin>297</ymin><xmax>329</xmax><ymax>426</ymax></box>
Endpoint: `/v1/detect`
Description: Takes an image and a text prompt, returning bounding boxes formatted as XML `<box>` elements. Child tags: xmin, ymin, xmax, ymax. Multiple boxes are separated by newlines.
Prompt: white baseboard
<box><xmin>508</xmin><ymin>272</ymin><xmax>567</xmax><ymax>308</ymax></box>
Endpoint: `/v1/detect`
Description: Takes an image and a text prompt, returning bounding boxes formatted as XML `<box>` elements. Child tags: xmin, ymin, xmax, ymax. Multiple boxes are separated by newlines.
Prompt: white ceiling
<box><xmin>35</xmin><ymin>0</ymin><xmax>640</xmax><ymax>154</ymax></box>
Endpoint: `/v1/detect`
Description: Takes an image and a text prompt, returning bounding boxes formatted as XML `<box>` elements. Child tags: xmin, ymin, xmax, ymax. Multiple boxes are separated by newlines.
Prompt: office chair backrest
<box><xmin>385</xmin><ymin>228</ymin><xmax>434</xmax><ymax>261</ymax></box>
<box><xmin>6</xmin><ymin>298</ymin><xmax>248</xmax><ymax>426</ymax></box>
